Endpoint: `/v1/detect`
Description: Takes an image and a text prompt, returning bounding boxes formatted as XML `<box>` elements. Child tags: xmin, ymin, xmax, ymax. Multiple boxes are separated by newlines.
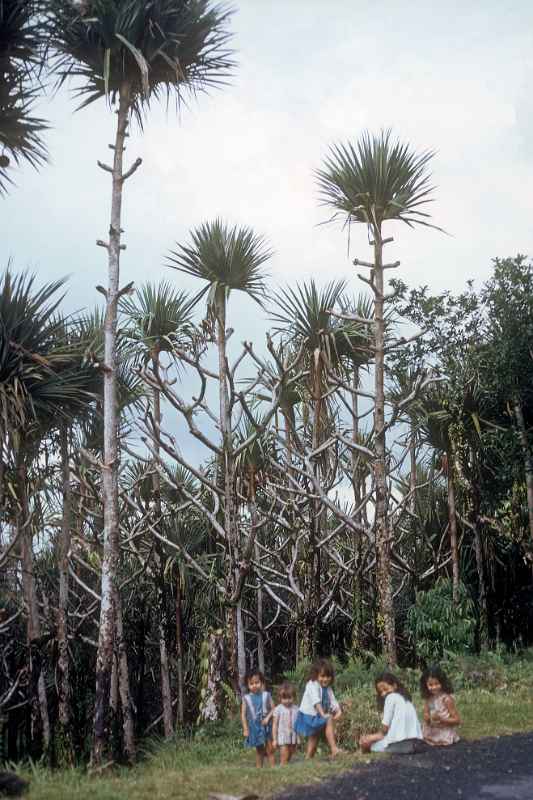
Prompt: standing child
<box><xmin>420</xmin><ymin>665</ymin><xmax>461</xmax><ymax>746</ymax></box>
<box><xmin>294</xmin><ymin>659</ymin><xmax>343</xmax><ymax>759</ymax></box>
<box><xmin>360</xmin><ymin>672</ymin><xmax>422</xmax><ymax>753</ymax></box>
<box><xmin>241</xmin><ymin>669</ymin><xmax>275</xmax><ymax>767</ymax></box>
<box><xmin>272</xmin><ymin>682</ymin><xmax>299</xmax><ymax>765</ymax></box>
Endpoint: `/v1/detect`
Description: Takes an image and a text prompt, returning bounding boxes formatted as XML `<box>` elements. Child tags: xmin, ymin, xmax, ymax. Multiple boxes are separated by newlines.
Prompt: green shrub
<box><xmin>406</xmin><ymin>578</ymin><xmax>476</xmax><ymax>662</ymax></box>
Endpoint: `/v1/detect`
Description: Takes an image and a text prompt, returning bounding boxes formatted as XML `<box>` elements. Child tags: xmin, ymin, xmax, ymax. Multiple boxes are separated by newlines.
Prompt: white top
<box><xmin>299</xmin><ymin>680</ymin><xmax>339</xmax><ymax>716</ymax></box>
<box><xmin>381</xmin><ymin>692</ymin><xmax>422</xmax><ymax>744</ymax></box>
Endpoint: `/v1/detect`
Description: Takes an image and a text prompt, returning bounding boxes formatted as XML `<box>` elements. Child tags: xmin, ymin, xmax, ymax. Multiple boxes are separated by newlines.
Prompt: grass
<box><xmin>15</xmin><ymin>650</ymin><xmax>533</xmax><ymax>799</ymax></box>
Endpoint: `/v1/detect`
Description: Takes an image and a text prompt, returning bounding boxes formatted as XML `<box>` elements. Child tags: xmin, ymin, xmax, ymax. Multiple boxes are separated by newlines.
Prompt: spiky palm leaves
<box><xmin>316</xmin><ymin>129</ymin><xmax>438</xmax><ymax>234</ymax></box>
<box><xmin>121</xmin><ymin>281</ymin><xmax>194</xmax><ymax>360</ymax></box>
<box><xmin>0</xmin><ymin>0</ymin><xmax>48</xmax><ymax>193</ymax></box>
<box><xmin>46</xmin><ymin>0</ymin><xmax>235</xmax><ymax>121</ymax></box>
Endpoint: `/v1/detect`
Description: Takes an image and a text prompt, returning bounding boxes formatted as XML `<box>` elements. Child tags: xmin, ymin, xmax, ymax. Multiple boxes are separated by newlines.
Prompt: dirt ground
<box><xmin>277</xmin><ymin>732</ymin><xmax>533</xmax><ymax>800</ymax></box>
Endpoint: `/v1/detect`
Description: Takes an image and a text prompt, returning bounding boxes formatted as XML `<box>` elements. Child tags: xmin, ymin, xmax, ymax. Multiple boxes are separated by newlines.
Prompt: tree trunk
<box><xmin>151</xmin><ymin>356</ymin><xmax>174</xmax><ymax>739</ymax></box>
<box><xmin>445</xmin><ymin>451</ymin><xmax>460</xmax><ymax>604</ymax></box>
<box><xmin>116</xmin><ymin>596</ymin><xmax>136</xmax><ymax>762</ymax></box>
<box><xmin>215</xmin><ymin>288</ymin><xmax>243</xmax><ymax>689</ymax></box>
<box><xmin>514</xmin><ymin>397</ymin><xmax>533</xmax><ymax>543</ymax></box>
<box><xmin>92</xmin><ymin>81</ymin><xmax>133</xmax><ymax>766</ymax></box>
<box><xmin>175</xmin><ymin>569</ymin><xmax>184</xmax><ymax>727</ymax></box>
<box><xmin>198</xmin><ymin>630</ymin><xmax>226</xmax><ymax>723</ymax></box>
<box><xmin>17</xmin><ymin>453</ymin><xmax>51</xmax><ymax>754</ymax></box>
<box><xmin>57</xmin><ymin>423</ymin><xmax>73</xmax><ymax>763</ymax></box>
<box><xmin>253</xmin><ymin>536</ymin><xmax>265</xmax><ymax>675</ymax></box>
<box><xmin>372</xmin><ymin>233</ymin><xmax>396</xmax><ymax>666</ymax></box>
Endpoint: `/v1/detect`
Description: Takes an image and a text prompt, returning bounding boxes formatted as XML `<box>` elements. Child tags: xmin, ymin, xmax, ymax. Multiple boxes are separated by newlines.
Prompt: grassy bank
<box><xmin>17</xmin><ymin>650</ymin><xmax>533</xmax><ymax>799</ymax></box>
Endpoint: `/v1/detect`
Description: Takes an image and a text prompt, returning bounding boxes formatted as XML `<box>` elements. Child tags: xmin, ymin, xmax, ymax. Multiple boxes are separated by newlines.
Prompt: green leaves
<box><xmin>0</xmin><ymin>0</ymin><xmax>48</xmax><ymax>193</ymax></box>
<box><xmin>316</xmin><ymin>129</ymin><xmax>440</xmax><ymax>234</ymax></box>
<box><xmin>167</xmin><ymin>219</ymin><xmax>272</xmax><ymax>308</ymax></box>
<box><xmin>121</xmin><ymin>281</ymin><xmax>194</xmax><ymax>358</ymax></box>
<box><xmin>46</xmin><ymin>0</ymin><xmax>236</xmax><ymax>121</ymax></box>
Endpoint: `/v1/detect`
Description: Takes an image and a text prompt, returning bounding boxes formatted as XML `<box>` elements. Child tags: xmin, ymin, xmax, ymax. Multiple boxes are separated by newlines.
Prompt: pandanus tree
<box><xmin>0</xmin><ymin>269</ymin><xmax>95</xmax><ymax>756</ymax></box>
<box><xmin>168</xmin><ymin>219</ymin><xmax>272</xmax><ymax>689</ymax></box>
<box><xmin>121</xmin><ymin>281</ymin><xmax>193</xmax><ymax>737</ymax></box>
<box><xmin>46</xmin><ymin>0</ymin><xmax>235</xmax><ymax>763</ymax></box>
<box><xmin>316</xmin><ymin>129</ymin><xmax>440</xmax><ymax>665</ymax></box>
<box><xmin>0</xmin><ymin>0</ymin><xmax>48</xmax><ymax>193</ymax></box>
<box><xmin>271</xmin><ymin>279</ymin><xmax>351</xmax><ymax>659</ymax></box>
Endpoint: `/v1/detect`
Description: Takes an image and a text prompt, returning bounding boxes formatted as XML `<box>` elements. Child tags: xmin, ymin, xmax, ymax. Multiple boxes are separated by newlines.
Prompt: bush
<box><xmin>406</xmin><ymin>578</ymin><xmax>476</xmax><ymax>662</ymax></box>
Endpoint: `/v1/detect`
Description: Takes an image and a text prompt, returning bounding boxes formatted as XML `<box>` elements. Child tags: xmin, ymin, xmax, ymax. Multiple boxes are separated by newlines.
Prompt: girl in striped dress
<box><xmin>272</xmin><ymin>682</ymin><xmax>299</xmax><ymax>765</ymax></box>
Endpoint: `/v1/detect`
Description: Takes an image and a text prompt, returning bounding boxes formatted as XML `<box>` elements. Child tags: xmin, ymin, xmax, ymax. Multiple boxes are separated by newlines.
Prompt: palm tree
<box><xmin>121</xmin><ymin>281</ymin><xmax>193</xmax><ymax>738</ymax></box>
<box><xmin>316</xmin><ymin>129</ymin><xmax>440</xmax><ymax>665</ymax></box>
<box><xmin>0</xmin><ymin>0</ymin><xmax>48</xmax><ymax>193</ymax></box>
<box><xmin>46</xmin><ymin>1</ymin><xmax>235</xmax><ymax>763</ymax></box>
<box><xmin>168</xmin><ymin>219</ymin><xmax>272</xmax><ymax>689</ymax></box>
<box><xmin>270</xmin><ymin>279</ymin><xmax>352</xmax><ymax>658</ymax></box>
<box><xmin>0</xmin><ymin>268</ymin><xmax>95</xmax><ymax>756</ymax></box>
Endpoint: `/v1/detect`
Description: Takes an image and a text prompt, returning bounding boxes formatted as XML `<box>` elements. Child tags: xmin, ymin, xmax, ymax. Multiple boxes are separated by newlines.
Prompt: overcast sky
<box><xmin>3</xmin><ymin>0</ymin><xmax>533</xmax><ymax>462</ymax></box>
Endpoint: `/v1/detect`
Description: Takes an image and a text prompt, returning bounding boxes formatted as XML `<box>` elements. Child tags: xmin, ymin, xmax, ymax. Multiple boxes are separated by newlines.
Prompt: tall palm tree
<box><xmin>270</xmin><ymin>279</ymin><xmax>351</xmax><ymax>659</ymax></box>
<box><xmin>316</xmin><ymin>129</ymin><xmax>440</xmax><ymax>665</ymax></box>
<box><xmin>121</xmin><ymin>281</ymin><xmax>193</xmax><ymax>738</ymax></box>
<box><xmin>46</xmin><ymin>1</ymin><xmax>235</xmax><ymax>764</ymax></box>
<box><xmin>0</xmin><ymin>0</ymin><xmax>48</xmax><ymax>193</ymax></box>
<box><xmin>168</xmin><ymin>219</ymin><xmax>272</xmax><ymax>689</ymax></box>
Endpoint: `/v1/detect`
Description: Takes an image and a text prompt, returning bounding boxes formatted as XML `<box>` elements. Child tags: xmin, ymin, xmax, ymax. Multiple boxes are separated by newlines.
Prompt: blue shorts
<box><xmin>294</xmin><ymin>711</ymin><xmax>327</xmax><ymax>737</ymax></box>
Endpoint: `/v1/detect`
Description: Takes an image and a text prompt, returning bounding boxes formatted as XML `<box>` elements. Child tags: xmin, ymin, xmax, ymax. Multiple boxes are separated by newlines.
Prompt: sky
<box><xmin>3</xmin><ymin>0</ymin><xmax>533</xmax><ymax>464</ymax></box>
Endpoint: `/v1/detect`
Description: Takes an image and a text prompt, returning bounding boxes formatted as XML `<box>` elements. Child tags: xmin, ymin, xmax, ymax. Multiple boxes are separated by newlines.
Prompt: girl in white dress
<box><xmin>271</xmin><ymin>682</ymin><xmax>299</xmax><ymax>765</ymax></box>
<box><xmin>294</xmin><ymin>659</ymin><xmax>343</xmax><ymax>759</ymax></box>
<box><xmin>360</xmin><ymin>671</ymin><xmax>422</xmax><ymax>753</ymax></box>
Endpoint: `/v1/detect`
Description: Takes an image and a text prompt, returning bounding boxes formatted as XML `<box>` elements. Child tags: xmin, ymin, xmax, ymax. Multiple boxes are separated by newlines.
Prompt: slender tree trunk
<box><xmin>151</xmin><ymin>354</ymin><xmax>174</xmax><ymax>738</ymax></box>
<box><xmin>92</xmin><ymin>81</ymin><xmax>134</xmax><ymax>766</ymax></box>
<box><xmin>116</xmin><ymin>596</ymin><xmax>136</xmax><ymax>761</ymax></box>
<box><xmin>57</xmin><ymin>424</ymin><xmax>73</xmax><ymax>762</ymax></box>
<box><xmin>175</xmin><ymin>570</ymin><xmax>184</xmax><ymax>727</ymax></box>
<box><xmin>17</xmin><ymin>453</ymin><xmax>51</xmax><ymax>754</ymax></box>
<box><xmin>471</xmin><ymin>483</ymin><xmax>489</xmax><ymax>650</ymax></box>
<box><xmin>215</xmin><ymin>289</ymin><xmax>244</xmax><ymax>690</ymax></box>
<box><xmin>514</xmin><ymin>397</ymin><xmax>533</xmax><ymax>543</ymax></box>
<box><xmin>253</xmin><ymin>534</ymin><xmax>265</xmax><ymax>675</ymax></box>
<box><xmin>372</xmin><ymin>232</ymin><xmax>396</xmax><ymax>666</ymax></box>
<box><xmin>445</xmin><ymin>451</ymin><xmax>460</xmax><ymax>604</ymax></box>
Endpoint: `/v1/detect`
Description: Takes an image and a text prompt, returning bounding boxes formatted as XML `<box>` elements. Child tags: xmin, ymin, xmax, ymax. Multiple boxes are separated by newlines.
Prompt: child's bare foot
<box><xmin>329</xmin><ymin>748</ymin><xmax>346</xmax><ymax>760</ymax></box>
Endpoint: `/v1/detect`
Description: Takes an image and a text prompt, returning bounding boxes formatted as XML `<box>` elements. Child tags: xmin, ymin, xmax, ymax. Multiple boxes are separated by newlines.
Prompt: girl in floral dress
<box><xmin>420</xmin><ymin>665</ymin><xmax>461</xmax><ymax>746</ymax></box>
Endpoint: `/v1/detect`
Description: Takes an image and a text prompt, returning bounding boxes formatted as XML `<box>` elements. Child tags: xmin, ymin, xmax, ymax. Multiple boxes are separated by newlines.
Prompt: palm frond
<box><xmin>46</xmin><ymin>0</ymin><xmax>236</xmax><ymax>124</ymax></box>
<box><xmin>167</xmin><ymin>218</ymin><xmax>272</xmax><ymax>307</ymax></box>
<box><xmin>316</xmin><ymin>129</ymin><xmax>441</xmax><ymax>233</ymax></box>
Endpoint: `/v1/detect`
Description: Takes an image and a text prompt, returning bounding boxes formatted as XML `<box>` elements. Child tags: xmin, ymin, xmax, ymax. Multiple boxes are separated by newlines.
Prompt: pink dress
<box><xmin>422</xmin><ymin>693</ymin><xmax>460</xmax><ymax>746</ymax></box>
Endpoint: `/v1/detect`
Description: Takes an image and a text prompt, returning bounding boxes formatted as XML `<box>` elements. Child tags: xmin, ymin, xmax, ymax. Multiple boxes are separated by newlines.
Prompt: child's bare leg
<box><xmin>306</xmin><ymin>734</ymin><xmax>319</xmax><ymax>759</ymax></box>
<box><xmin>265</xmin><ymin>740</ymin><xmax>275</xmax><ymax>767</ymax></box>
<box><xmin>324</xmin><ymin>717</ymin><xmax>340</xmax><ymax>756</ymax></box>
<box><xmin>287</xmin><ymin>744</ymin><xmax>296</xmax><ymax>762</ymax></box>
<box><xmin>255</xmin><ymin>745</ymin><xmax>265</xmax><ymax>767</ymax></box>
<box><xmin>359</xmin><ymin>733</ymin><xmax>384</xmax><ymax>753</ymax></box>
<box><xmin>279</xmin><ymin>745</ymin><xmax>291</xmax><ymax>765</ymax></box>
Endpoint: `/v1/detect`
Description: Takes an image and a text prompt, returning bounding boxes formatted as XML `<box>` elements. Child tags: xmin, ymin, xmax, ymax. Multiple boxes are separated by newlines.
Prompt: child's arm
<box><xmin>330</xmin><ymin>690</ymin><xmax>342</xmax><ymax>720</ymax></box>
<box><xmin>272</xmin><ymin>714</ymin><xmax>279</xmax><ymax>748</ymax></box>
<box><xmin>241</xmin><ymin>701</ymin><xmax>249</xmax><ymax>738</ymax></box>
<box><xmin>262</xmin><ymin>709</ymin><xmax>274</xmax><ymax>726</ymax></box>
<box><xmin>423</xmin><ymin>701</ymin><xmax>431</xmax><ymax>724</ymax></box>
<box><xmin>314</xmin><ymin>703</ymin><xmax>330</xmax><ymax>719</ymax></box>
<box><xmin>440</xmin><ymin>695</ymin><xmax>461</xmax><ymax>726</ymax></box>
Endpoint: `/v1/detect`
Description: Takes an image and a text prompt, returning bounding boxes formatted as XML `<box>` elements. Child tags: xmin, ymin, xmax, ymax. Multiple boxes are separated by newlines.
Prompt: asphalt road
<box><xmin>277</xmin><ymin>732</ymin><xmax>533</xmax><ymax>800</ymax></box>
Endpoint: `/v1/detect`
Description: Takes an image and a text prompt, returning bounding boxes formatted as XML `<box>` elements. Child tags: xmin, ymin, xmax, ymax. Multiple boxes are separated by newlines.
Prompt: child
<box><xmin>420</xmin><ymin>665</ymin><xmax>461</xmax><ymax>746</ymax></box>
<box><xmin>294</xmin><ymin>658</ymin><xmax>343</xmax><ymax>759</ymax></box>
<box><xmin>271</xmin><ymin>682</ymin><xmax>299</xmax><ymax>765</ymax></box>
<box><xmin>360</xmin><ymin>671</ymin><xmax>422</xmax><ymax>753</ymax></box>
<box><xmin>241</xmin><ymin>669</ymin><xmax>275</xmax><ymax>767</ymax></box>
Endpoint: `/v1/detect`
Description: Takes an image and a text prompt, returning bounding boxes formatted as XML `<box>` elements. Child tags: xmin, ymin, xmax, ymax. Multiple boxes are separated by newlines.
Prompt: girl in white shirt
<box><xmin>294</xmin><ymin>659</ymin><xmax>343</xmax><ymax>759</ymax></box>
<box><xmin>360</xmin><ymin>671</ymin><xmax>422</xmax><ymax>753</ymax></box>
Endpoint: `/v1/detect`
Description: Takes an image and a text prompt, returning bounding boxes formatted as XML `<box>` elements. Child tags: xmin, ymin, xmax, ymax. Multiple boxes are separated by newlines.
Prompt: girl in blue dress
<box><xmin>240</xmin><ymin>669</ymin><xmax>275</xmax><ymax>767</ymax></box>
<box><xmin>294</xmin><ymin>659</ymin><xmax>343</xmax><ymax>759</ymax></box>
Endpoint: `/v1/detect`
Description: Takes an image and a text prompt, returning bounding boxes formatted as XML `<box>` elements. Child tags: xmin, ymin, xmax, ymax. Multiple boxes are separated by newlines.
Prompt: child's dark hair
<box><xmin>278</xmin><ymin>681</ymin><xmax>296</xmax><ymax>702</ymax></box>
<box><xmin>308</xmin><ymin>658</ymin><xmax>335</xmax><ymax>683</ymax></box>
<box><xmin>420</xmin><ymin>665</ymin><xmax>454</xmax><ymax>699</ymax></box>
<box><xmin>244</xmin><ymin>668</ymin><xmax>265</xmax><ymax>687</ymax></box>
<box><xmin>374</xmin><ymin>671</ymin><xmax>411</xmax><ymax>710</ymax></box>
